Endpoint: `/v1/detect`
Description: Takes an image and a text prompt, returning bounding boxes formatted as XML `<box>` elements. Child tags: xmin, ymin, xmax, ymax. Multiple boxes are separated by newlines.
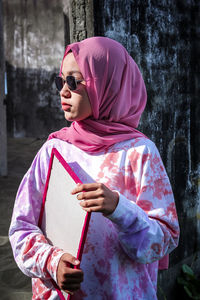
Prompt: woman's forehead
<box><xmin>62</xmin><ymin>52</ymin><xmax>80</xmax><ymax>73</ymax></box>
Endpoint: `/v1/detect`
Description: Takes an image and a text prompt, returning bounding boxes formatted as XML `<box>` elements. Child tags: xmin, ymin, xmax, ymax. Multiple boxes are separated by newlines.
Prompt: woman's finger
<box><xmin>63</xmin><ymin>276</ymin><xmax>84</xmax><ymax>284</ymax></box>
<box><xmin>71</xmin><ymin>183</ymin><xmax>103</xmax><ymax>194</ymax></box>
<box><xmin>81</xmin><ymin>205</ymin><xmax>106</xmax><ymax>213</ymax></box>
<box><xmin>60</xmin><ymin>252</ymin><xmax>80</xmax><ymax>267</ymax></box>
<box><xmin>62</xmin><ymin>282</ymin><xmax>82</xmax><ymax>292</ymax></box>
<box><xmin>63</xmin><ymin>269</ymin><xmax>84</xmax><ymax>280</ymax></box>
<box><xmin>79</xmin><ymin>199</ymin><xmax>104</xmax><ymax>208</ymax></box>
<box><xmin>76</xmin><ymin>189</ymin><xmax>104</xmax><ymax>200</ymax></box>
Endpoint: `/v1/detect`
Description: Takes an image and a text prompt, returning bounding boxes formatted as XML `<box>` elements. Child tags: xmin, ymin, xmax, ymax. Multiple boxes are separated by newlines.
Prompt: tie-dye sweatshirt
<box><xmin>9</xmin><ymin>137</ymin><xmax>179</xmax><ymax>300</ymax></box>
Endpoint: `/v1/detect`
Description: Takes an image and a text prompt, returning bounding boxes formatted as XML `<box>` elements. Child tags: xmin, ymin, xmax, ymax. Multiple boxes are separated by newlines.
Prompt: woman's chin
<box><xmin>64</xmin><ymin>112</ymin><xmax>76</xmax><ymax>122</ymax></box>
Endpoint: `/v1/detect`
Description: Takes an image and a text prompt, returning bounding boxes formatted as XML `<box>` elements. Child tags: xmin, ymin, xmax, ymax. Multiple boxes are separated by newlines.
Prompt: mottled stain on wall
<box><xmin>3</xmin><ymin>0</ymin><xmax>68</xmax><ymax>138</ymax></box>
<box><xmin>4</xmin><ymin>0</ymin><xmax>65</xmax><ymax>70</ymax></box>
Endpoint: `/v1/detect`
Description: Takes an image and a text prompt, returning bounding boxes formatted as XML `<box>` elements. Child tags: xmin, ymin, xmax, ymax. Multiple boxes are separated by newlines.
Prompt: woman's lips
<box><xmin>61</xmin><ymin>102</ymin><xmax>71</xmax><ymax>111</ymax></box>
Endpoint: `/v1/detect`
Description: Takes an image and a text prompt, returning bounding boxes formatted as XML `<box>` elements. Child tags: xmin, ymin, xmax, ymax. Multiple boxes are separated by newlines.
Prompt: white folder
<box><xmin>38</xmin><ymin>148</ymin><xmax>91</xmax><ymax>300</ymax></box>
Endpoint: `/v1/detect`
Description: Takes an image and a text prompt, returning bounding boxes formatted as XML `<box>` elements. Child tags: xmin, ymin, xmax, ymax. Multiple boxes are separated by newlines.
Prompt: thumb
<box><xmin>61</xmin><ymin>253</ymin><xmax>80</xmax><ymax>266</ymax></box>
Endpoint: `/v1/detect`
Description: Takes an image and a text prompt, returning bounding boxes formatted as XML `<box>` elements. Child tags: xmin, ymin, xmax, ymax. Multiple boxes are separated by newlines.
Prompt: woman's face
<box><xmin>60</xmin><ymin>52</ymin><xmax>92</xmax><ymax>122</ymax></box>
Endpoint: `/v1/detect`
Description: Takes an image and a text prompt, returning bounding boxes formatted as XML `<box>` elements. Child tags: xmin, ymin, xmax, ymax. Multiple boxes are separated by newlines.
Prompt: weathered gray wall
<box><xmin>94</xmin><ymin>0</ymin><xmax>200</xmax><ymax>299</ymax></box>
<box><xmin>3</xmin><ymin>0</ymin><xmax>68</xmax><ymax>138</ymax></box>
<box><xmin>3</xmin><ymin>0</ymin><xmax>95</xmax><ymax>139</ymax></box>
<box><xmin>0</xmin><ymin>0</ymin><xmax>7</xmax><ymax>176</ymax></box>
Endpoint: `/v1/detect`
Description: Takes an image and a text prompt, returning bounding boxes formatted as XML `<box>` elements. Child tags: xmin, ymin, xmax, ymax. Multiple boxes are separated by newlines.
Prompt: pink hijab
<box><xmin>49</xmin><ymin>36</ymin><xmax>147</xmax><ymax>153</ymax></box>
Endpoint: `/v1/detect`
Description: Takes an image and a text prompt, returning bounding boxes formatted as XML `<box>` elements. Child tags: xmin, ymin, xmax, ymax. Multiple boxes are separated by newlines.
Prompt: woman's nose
<box><xmin>60</xmin><ymin>83</ymin><xmax>71</xmax><ymax>98</ymax></box>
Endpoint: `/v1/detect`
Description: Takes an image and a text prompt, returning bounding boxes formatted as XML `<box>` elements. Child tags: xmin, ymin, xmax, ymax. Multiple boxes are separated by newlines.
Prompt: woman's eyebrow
<box><xmin>61</xmin><ymin>71</ymin><xmax>82</xmax><ymax>77</ymax></box>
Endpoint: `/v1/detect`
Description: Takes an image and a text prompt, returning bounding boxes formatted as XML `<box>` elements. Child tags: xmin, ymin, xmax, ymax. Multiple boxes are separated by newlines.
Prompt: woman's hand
<box><xmin>71</xmin><ymin>183</ymin><xmax>119</xmax><ymax>215</ymax></box>
<box><xmin>57</xmin><ymin>253</ymin><xmax>84</xmax><ymax>295</ymax></box>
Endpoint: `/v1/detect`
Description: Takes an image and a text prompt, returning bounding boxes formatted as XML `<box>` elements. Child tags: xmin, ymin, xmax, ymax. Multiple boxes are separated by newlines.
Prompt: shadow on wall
<box><xmin>6</xmin><ymin>62</ymin><xmax>69</xmax><ymax>139</ymax></box>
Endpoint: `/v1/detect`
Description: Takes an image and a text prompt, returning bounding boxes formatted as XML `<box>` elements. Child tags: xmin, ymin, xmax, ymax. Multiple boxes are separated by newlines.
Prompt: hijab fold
<box><xmin>48</xmin><ymin>37</ymin><xmax>147</xmax><ymax>153</ymax></box>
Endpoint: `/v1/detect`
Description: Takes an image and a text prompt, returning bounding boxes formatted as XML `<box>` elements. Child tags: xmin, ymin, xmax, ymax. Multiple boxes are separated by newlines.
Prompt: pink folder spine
<box><xmin>39</xmin><ymin>148</ymin><xmax>91</xmax><ymax>300</ymax></box>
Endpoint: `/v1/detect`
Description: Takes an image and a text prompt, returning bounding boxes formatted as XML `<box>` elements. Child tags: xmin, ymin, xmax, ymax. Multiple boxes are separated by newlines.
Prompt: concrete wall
<box><xmin>3</xmin><ymin>0</ymin><xmax>68</xmax><ymax>138</ymax></box>
<box><xmin>94</xmin><ymin>0</ymin><xmax>200</xmax><ymax>299</ymax></box>
<box><xmin>63</xmin><ymin>0</ymin><xmax>94</xmax><ymax>43</ymax></box>
<box><xmin>0</xmin><ymin>0</ymin><xmax>7</xmax><ymax>176</ymax></box>
<box><xmin>3</xmin><ymin>0</ymin><xmax>95</xmax><ymax>139</ymax></box>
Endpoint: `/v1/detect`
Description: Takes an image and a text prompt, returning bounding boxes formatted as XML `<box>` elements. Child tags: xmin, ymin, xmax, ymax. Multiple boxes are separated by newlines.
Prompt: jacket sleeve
<box><xmin>9</xmin><ymin>144</ymin><xmax>65</xmax><ymax>282</ymax></box>
<box><xmin>107</xmin><ymin>142</ymin><xmax>180</xmax><ymax>264</ymax></box>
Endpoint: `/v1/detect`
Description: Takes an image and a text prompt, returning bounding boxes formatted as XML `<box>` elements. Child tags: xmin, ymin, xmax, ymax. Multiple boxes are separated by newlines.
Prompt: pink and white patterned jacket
<box><xmin>9</xmin><ymin>137</ymin><xmax>179</xmax><ymax>299</ymax></box>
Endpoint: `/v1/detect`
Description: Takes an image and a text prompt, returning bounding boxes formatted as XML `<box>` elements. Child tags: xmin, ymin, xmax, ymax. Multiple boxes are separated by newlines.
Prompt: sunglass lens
<box><xmin>66</xmin><ymin>76</ymin><xmax>77</xmax><ymax>91</ymax></box>
<box><xmin>55</xmin><ymin>77</ymin><xmax>63</xmax><ymax>91</ymax></box>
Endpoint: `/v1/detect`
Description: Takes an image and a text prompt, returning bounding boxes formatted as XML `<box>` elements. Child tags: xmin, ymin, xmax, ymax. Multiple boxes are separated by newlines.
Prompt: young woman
<box><xmin>9</xmin><ymin>36</ymin><xmax>179</xmax><ymax>299</ymax></box>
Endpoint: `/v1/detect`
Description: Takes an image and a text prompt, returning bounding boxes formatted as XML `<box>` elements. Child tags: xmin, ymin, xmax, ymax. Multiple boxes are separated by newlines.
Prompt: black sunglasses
<box><xmin>55</xmin><ymin>75</ymin><xmax>83</xmax><ymax>91</ymax></box>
